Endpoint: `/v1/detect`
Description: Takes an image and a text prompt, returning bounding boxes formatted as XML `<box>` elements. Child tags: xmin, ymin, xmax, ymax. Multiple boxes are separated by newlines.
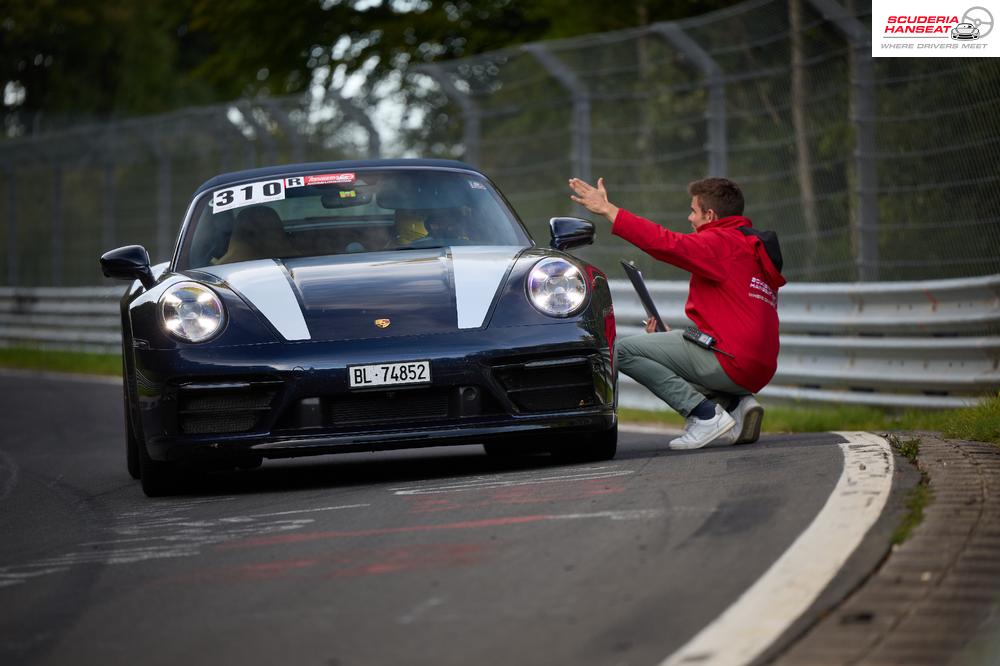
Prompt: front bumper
<box><xmin>131</xmin><ymin>322</ymin><xmax>616</xmax><ymax>462</ymax></box>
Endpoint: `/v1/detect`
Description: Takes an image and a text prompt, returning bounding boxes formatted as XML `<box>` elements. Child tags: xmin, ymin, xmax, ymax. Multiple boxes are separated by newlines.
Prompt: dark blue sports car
<box><xmin>101</xmin><ymin>159</ymin><xmax>617</xmax><ymax>496</ymax></box>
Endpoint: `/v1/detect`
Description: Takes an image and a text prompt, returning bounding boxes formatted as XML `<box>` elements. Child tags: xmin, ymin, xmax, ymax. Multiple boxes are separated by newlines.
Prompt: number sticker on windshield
<box><xmin>212</xmin><ymin>179</ymin><xmax>286</xmax><ymax>214</ymax></box>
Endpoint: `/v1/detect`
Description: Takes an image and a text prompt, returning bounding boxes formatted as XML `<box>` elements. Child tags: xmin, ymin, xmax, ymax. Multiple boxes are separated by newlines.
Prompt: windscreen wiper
<box><xmin>391</xmin><ymin>245</ymin><xmax>445</xmax><ymax>251</ymax></box>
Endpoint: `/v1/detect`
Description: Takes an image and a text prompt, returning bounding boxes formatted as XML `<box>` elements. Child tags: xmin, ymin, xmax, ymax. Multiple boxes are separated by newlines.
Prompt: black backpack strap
<box><xmin>738</xmin><ymin>227</ymin><xmax>784</xmax><ymax>273</ymax></box>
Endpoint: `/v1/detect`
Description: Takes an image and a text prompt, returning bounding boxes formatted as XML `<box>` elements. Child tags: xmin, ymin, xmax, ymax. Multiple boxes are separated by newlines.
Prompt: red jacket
<box><xmin>612</xmin><ymin>209</ymin><xmax>787</xmax><ymax>393</ymax></box>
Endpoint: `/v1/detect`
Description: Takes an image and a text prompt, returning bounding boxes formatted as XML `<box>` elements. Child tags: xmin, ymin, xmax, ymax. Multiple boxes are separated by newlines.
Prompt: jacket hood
<box><xmin>700</xmin><ymin>216</ymin><xmax>786</xmax><ymax>289</ymax></box>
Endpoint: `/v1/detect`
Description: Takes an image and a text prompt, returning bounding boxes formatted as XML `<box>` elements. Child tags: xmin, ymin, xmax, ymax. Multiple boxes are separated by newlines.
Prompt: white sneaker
<box><xmin>730</xmin><ymin>395</ymin><xmax>764</xmax><ymax>444</ymax></box>
<box><xmin>668</xmin><ymin>405</ymin><xmax>736</xmax><ymax>450</ymax></box>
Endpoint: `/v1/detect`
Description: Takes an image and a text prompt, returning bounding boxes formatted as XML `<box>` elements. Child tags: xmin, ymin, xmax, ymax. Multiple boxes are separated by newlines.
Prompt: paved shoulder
<box><xmin>777</xmin><ymin>432</ymin><xmax>1000</xmax><ymax>665</ymax></box>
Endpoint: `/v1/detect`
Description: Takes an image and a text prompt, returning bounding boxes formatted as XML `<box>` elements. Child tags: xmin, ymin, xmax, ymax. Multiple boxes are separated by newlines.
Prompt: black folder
<box><xmin>620</xmin><ymin>261</ymin><xmax>667</xmax><ymax>332</ymax></box>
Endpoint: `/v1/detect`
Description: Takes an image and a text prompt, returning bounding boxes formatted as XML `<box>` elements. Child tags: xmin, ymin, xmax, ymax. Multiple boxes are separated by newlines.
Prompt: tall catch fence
<box><xmin>0</xmin><ymin>96</ymin><xmax>381</xmax><ymax>287</ymax></box>
<box><xmin>414</xmin><ymin>0</ymin><xmax>1000</xmax><ymax>282</ymax></box>
<box><xmin>1</xmin><ymin>0</ymin><xmax>999</xmax><ymax>288</ymax></box>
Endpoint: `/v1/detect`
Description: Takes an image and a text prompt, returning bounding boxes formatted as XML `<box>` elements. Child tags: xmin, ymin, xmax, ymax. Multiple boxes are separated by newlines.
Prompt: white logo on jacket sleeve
<box><xmin>749</xmin><ymin>277</ymin><xmax>777</xmax><ymax>308</ymax></box>
<box><xmin>450</xmin><ymin>246</ymin><xmax>523</xmax><ymax>329</ymax></box>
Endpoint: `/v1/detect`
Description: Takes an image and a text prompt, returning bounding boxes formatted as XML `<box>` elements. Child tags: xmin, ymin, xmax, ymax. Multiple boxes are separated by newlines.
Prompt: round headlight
<box><xmin>526</xmin><ymin>258</ymin><xmax>588</xmax><ymax>317</ymax></box>
<box><xmin>159</xmin><ymin>282</ymin><xmax>226</xmax><ymax>342</ymax></box>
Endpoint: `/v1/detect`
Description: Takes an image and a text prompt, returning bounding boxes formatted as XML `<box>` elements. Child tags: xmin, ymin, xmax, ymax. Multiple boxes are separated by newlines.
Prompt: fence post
<box><xmin>101</xmin><ymin>124</ymin><xmax>117</xmax><ymax>254</ymax></box>
<box><xmin>651</xmin><ymin>23</ymin><xmax>727</xmax><ymax>176</ymax></box>
<box><xmin>413</xmin><ymin>65</ymin><xmax>479</xmax><ymax>165</ymax></box>
<box><xmin>327</xmin><ymin>87</ymin><xmax>382</xmax><ymax>159</ymax></box>
<box><xmin>155</xmin><ymin>144</ymin><xmax>173</xmax><ymax>264</ymax></box>
<box><xmin>51</xmin><ymin>164</ymin><xmax>64</xmax><ymax>286</ymax></box>
<box><xmin>240</xmin><ymin>102</ymin><xmax>278</xmax><ymax>166</ymax></box>
<box><xmin>102</xmin><ymin>163</ymin><xmax>116</xmax><ymax>254</ymax></box>
<box><xmin>807</xmin><ymin>0</ymin><xmax>878</xmax><ymax>280</ymax></box>
<box><xmin>260</xmin><ymin>99</ymin><xmax>306</xmax><ymax>163</ymax></box>
<box><xmin>523</xmin><ymin>43</ymin><xmax>592</xmax><ymax>188</ymax></box>
<box><xmin>4</xmin><ymin>167</ymin><xmax>17</xmax><ymax>286</ymax></box>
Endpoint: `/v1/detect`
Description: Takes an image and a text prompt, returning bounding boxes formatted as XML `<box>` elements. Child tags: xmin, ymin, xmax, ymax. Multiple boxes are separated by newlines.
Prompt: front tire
<box><xmin>123</xmin><ymin>386</ymin><xmax>140</xmax><ymax>480</ymax></box>
<box><xmin>483</xmin><ymin>439</ymin><xmax>545</xmax><ymax>457</ymax></box>
<box><xmin>551</xmin><ymin>424</ymin><xmax>618</xmax><ymax>462</ymax></box>
<box><xmin>139</xmin><ymin>443</ymin><xmax>183</xmax><ymax>497</ymax></box>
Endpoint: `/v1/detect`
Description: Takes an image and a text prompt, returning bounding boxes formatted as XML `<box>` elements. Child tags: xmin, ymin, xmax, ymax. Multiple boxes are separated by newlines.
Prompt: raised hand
<box><xmin>568</xmin><ymin>177</ymin><xmax>619</xmax><ymax>222</ymax></box>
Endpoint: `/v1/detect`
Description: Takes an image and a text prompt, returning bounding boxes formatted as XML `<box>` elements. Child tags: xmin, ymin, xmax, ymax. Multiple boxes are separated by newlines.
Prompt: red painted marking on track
<box><xmin>144</xmin><ymin>544</ymin><xmax>486</xmax><ymax>586</ymax></box>
<box><xmin>328</xmin><ymin>543</ymin><xmax>485</xmax><ymax>578</ymax></box>
<box><xmin>405</xmin><ymin>479</ymin><xmax>626</xmax><ymax>513</ymax></box>
<box><xmin>235</xmin><ymin>559</ymin><xmax>319</xmax><ymax>580</ymax></box>
<box><xmin>406</xmin><ymin>497</ymin><xmax>465</xmax><ymax>513</ymax></box>
<box><xmin>217</xmin><ymin>515</ymin><xmax>553</xmax><ymax>550</ymax></box>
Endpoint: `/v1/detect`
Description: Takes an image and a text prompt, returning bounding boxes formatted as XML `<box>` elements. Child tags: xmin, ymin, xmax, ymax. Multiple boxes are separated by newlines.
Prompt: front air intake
<box><xmin>492</xmin><ymin>356</ymin><xmax>597</xmax><ymax>412</ymax></box>
<box><xmin>177</xmin><ymin>380</ymin><xmax>281</xmax><ymax>435</ymax></box>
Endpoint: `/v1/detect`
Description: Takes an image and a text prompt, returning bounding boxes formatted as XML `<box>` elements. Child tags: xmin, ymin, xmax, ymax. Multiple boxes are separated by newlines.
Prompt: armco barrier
<box><xmin>611</xmin><ymin>274</ymin><xmax>1000</xmax><ymax>409</ymax></box>
<box><xmin>2</xmin><ymin>275</ymin><xmax>998</xmax><ymax>408</ymax></box>
<box><xmin>0</xmin><ymin>287</ymin><xmax>123</xmax><ymax>354</ymax></box>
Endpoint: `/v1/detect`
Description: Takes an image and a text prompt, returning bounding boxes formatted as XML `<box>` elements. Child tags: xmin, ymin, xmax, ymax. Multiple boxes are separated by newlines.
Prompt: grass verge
<box><xmin>938</xmin><ymin>395</ymin><xmax>1000</xmax><ymax>445</ymax></box>
<box><xmin>887</xmin><ymin>435</ymin><xmax>932</xmax><ymax>545</ymax></box>
<box><xmin>622</xmin><ymin>394</ymin><xmax>1000</xmax><ymax>446</ymax></box>
<box><xmin>0</xmin><ymin>347</ymin><xmax>121</xmax><ymax>376</ymax></box>
<box><xmin>892</xmin><ymin>481</ymin><xmax>932</xmax><ymax>545</ymax></box>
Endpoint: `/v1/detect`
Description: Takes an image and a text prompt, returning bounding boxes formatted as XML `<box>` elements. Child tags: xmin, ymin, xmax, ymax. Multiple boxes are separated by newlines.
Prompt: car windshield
<box><xmin>175</xmin><ymin>168</ymin><xmax>532</xmax><ymax>270</ymax></box>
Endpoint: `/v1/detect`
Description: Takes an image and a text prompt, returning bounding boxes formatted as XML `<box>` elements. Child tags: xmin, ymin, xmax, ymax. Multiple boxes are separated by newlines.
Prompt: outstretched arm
<box><xmin>568</xmin><ymin>177</ymin><xmax>619</xmax><ymax>223</ymax></box>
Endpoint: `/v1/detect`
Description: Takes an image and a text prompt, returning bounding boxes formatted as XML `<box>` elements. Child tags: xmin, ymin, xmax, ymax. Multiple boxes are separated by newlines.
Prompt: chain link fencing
<box><xmin>1</xmin><ymin>0</ymin><xmax>999</xmax><ymax>286</ymax></box>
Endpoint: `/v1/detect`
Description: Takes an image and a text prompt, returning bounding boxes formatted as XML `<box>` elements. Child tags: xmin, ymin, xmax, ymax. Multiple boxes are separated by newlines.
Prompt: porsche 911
<box><xmin>100</xmin><ymin>159</ymin><xmax>617</xmax><ymax>496</ymax></box>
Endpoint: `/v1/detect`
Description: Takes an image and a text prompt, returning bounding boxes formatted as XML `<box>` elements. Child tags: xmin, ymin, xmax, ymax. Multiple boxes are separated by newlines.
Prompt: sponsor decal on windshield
<box><xmin>284</xmin><ymin>173</ymin><xmax>356</xmax><ymax>188</ymax></box>
<box><xmin>212</xmin><ymin>180</ymin><xmax>285</xmax><ymax>214</ymax></box>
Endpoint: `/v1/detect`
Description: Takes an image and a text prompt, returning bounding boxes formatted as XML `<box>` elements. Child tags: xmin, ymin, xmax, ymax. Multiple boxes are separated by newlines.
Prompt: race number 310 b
<box><xmin>212</xmin><ymin>179</ymin><xmax>286</xmax><ymax>214</ymax></box>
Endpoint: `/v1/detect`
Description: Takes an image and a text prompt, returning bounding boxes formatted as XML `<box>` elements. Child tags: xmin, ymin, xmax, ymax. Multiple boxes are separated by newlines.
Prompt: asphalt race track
<box><xmin>0</xmin><ymin>373</ymin><xmax>898</xmax><ymax>666</ymax></box>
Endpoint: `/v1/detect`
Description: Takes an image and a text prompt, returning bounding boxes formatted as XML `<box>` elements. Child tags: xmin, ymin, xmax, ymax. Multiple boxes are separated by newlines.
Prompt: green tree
<box><xmin>1</xmin><ymin>0</ymin><xmax>223</xmax><ymax>133</ymax></box>
<box><xmin>187</xmin><ymin>0</ymin><xmax>732</xmax><ymax>98</ymax></box>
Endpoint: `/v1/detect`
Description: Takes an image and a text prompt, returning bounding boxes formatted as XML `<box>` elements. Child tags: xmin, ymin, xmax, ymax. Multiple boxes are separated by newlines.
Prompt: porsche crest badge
<box><xmin>374</xmin><ymin>318</ymin><xmax>391</xmax><ymax>329</ymax></box>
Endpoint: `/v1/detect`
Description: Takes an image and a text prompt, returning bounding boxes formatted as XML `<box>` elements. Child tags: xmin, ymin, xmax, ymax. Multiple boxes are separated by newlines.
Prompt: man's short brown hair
<box><xmin>688</xmin><ymin>177</ymin><xmax>744</xmax><ymax>218</ymax></box>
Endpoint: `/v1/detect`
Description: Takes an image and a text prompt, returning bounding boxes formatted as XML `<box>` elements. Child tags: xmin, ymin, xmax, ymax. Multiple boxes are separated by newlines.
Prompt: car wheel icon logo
<box><xmin>963</xmin><ymin>6</ymin><xmax>994</xmax><ymax>38</ymax></box>
<box><xmin>375</xmin><ymin>318</ymin><xmax>391</xmax><ymax>328</ymax></box>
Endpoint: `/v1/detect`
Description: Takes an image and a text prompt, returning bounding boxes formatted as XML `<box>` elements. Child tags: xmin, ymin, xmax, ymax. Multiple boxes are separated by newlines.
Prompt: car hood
<box><xmin>194</xmin><ymin>246</ymin><xmax>527</xmax><ymax>342</ymax></box>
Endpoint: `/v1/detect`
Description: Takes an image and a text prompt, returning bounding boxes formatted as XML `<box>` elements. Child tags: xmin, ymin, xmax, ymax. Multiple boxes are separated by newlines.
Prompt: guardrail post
<box><xmin>4</xmin><ymin>167</ymin><xmax>17</xmax><ymax>286</ymax></box>
<box><xmin>807</xmin><ymin>0</ymin><xmax>878</xmax><ymax>280</ymax></box>
<box><xmin>651</xmin><ymin>23</ymin><xmax>727</xmax><ymax>176</ymax></box>
<box><xmin>414</xmin><ymin>65</ymin><xmax>480</xmax><ymax>166</ymax></box>
<box><xmin>523</xmin><ymin>43</ymin><xmax>592</xmax><ymax>190</ymax></box>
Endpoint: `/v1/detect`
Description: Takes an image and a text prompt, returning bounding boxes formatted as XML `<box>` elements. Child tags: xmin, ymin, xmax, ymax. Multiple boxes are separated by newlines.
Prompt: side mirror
<box><xmin>100</xmin><ymin>245</ymin><xmax>156</xmax><ymax>290</ymax></box>
<box><xmin>549</xmin><ymin>217</ymin><xmax>595</xmax><ymax>251</ymax></box>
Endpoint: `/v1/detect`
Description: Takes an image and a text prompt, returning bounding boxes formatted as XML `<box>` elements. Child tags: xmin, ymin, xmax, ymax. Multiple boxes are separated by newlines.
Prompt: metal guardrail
<box><xmin>0</xmin><ymin>287</ymin><xmax>123</xmax><ymax>354</ymax></box>
<box><xmin>611</xmin><ymin>274</ymin><xmax>1000</xmax><ymax>409</ymax></box>
<box><xmin>2</xmin><ymin>276</ymin><xmax>998</xmax><ymax>408</ymax></box>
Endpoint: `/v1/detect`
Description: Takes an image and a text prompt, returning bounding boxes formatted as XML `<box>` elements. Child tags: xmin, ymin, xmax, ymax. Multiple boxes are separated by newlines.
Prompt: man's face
<box><xmin>688</xmin><ymin>196</ymin><xmax>716</xmax><ymax>231</ymax></box>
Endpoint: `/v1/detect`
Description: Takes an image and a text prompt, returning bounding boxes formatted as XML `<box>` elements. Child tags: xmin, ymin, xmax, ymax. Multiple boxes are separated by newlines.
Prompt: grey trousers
<box><xmin>616</xmin><ymin>330</ymin><xmax>749</xmax><ymax>416</ymax></box>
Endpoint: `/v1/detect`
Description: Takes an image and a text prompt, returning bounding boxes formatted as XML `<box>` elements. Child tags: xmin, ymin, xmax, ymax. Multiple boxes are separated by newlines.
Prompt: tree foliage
<box><xmin>2</xmin><ymin>0</ymin><xmax>732</xmax><ymax>132</ymax></box>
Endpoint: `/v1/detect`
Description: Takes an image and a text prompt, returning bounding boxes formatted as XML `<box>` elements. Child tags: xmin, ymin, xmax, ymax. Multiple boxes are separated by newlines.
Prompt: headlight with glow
<box><xmin>526</xmin><ymin>258</ymin><xmax>588</xmax><ymax>317</ymax></box>
<box><xmin>159</xmin><ymin>282</ymin><xmax>226</xmax><ymax>342</ymax></box>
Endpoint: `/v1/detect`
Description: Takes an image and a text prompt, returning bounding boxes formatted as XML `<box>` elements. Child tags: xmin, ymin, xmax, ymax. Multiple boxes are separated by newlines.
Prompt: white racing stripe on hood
<box><xmin>222</xmin><ymin>259</ymin><xmax>311</xmax><ymax>341</ymax></box>
<box><xmin>450</xmin><ymin>246</ymin><xmax>523</xmax><ymax>329</ymax></box>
